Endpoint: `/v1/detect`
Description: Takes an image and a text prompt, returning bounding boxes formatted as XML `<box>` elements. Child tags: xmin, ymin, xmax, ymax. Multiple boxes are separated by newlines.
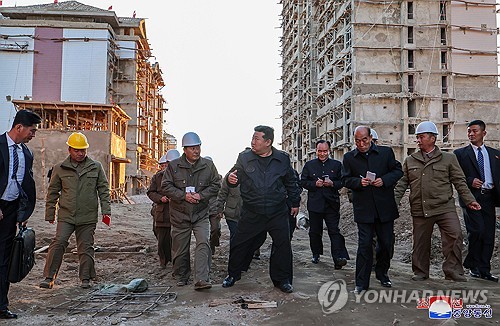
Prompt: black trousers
<box><xmin>462</xmin><ymin>192</ymin><xmax>496</xmax><ymax>274</ymax></box>
<box><xmin>356</xmin><ymin>219</ymin><xmax>394</xmax><ymax>289</ymax></box>
<box><xmin>0</xmin><ymin>199</ymin><xmax>19</xmax><ymax>310</ymax></box>
<box><xmin>308</xmin><ymin>210</ymin><xmax>349</xmax><ymax>260</ymax></box>
<box><xmin>228</xmin><ymin>208</ymin><xmax>292</xmax><ymax>285</ymax></box>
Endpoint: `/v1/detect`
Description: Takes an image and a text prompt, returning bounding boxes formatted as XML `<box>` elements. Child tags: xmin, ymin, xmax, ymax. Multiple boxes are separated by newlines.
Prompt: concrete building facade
<box><xmin>0</xmin><ymin>1</ymin><xmax>173</xmax><ymax>197</ymax></box>
<box><xmin>281</xmin><ymin>0</ymin><xmax>500</xmax><ymax>171</ymax></box>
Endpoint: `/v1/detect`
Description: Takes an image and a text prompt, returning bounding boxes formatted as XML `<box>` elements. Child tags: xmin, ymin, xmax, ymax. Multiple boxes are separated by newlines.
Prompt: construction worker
<box><xmin>395</xmin><ymin>121</ymin><xmax>481</xmax><ymax>282</ymax></box>
<box><xmin>40</xmin><ymin>132</ymin><xmax>111</xmax><ymax>289</ymax></box>
<box><xmin>147</xmin><ymin>149</ymin><xmax>180</xmax><ymax>268</ymax></box>
<box><xmin>161</xmin><ymin>132</ymin><xmax>220</xmax><ymax>290</ymax></box>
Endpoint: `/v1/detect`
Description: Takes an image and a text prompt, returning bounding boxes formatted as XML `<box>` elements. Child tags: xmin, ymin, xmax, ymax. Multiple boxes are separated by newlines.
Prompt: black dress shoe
<box><xmin>276</xmin><ymin>282</ymin><xmax>293</xmax><ymax>293</ymax></box>
<box><xmin>334</xmin><ymin>258</ymin><xmax>347</xmax><ymax>270</ymax></box>
<box><xmin>0</xmin><ymin>310</ymin><xmax>17</xmax><ymax>319</ymax></box>
<box><xmin>469</xmin><ymin>269</ymin><xmax>481</xmax><ymax>278</ymax></box>
<box><xmin>222</xmin><ymin>275</ymin><xmax>239</xmax><ymax>288</ymax></box>
<box><xmin>376</xmin><ymin>275</ymin><xmax>392</xmax><ymax>288</ymax></box>
<box><xmin>311</xmin><ymin>254</ymin><xmax>319</xmax><ymax>264</ymax></box>
<box><xmin>481</xmin><ymin>273</ymin><xmax>499</xmax><ymax>283</ymax></box>
<box><xmin>353</xmin><ymin>286</ymin><xmax>367</xmax><ymax>294</ymax></box>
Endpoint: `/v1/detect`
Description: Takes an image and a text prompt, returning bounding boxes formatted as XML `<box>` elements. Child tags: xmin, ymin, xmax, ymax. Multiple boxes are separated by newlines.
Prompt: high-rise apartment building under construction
<box><xmin>281</xmin><ymin>0</ymin><xmax>500</xmax><ymax>170</ymax></box>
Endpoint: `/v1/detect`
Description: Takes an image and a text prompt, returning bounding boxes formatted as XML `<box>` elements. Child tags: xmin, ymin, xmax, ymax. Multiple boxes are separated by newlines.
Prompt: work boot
<box><xmin>194</xmin><ymin>280</ymin><xmax>212</xmax><ymax>290</ymax></box>
<box><xmin>81</xmin><ymin>279</ymin><xmax>91</xmax><ymax>289</ymax></box>
<box><xmin>39</xmin><ymin>278</ymin><xmax>54</xmax><ymax>289</ymax></box>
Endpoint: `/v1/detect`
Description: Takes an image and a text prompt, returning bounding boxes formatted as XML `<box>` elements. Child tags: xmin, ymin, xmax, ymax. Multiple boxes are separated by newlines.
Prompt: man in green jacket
<box><xmin>395</xmin><ymin>121</ymin><xmax>480</xmax><ymax>282</ymax></box>
<box><xmin>40</xmin><ymin>132</ymin><xmax>111</xmax><ymax>289</ymax></box>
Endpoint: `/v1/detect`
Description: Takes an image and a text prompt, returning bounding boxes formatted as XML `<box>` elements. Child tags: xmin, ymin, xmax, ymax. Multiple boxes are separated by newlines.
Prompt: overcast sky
<box><xmin>6</xmin><ymin>0</ymin><xmax>283</xmax><ymax>175</ymax></box>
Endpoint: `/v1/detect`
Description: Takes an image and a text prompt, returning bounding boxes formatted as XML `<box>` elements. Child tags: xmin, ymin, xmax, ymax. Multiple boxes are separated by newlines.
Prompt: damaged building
<box><xmin>281</xmin><ymin>0</ymin><xmax>500</xmax><ymax>170</ymax></box>
<box><xmin>0</xmin><ymin>1</ymin><xmax>174</xmax><ymax>199</ymax></box>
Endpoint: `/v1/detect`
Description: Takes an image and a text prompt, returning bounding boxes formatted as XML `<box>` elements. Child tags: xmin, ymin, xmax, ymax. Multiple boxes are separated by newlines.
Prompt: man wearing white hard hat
<box><xmin>395</xmin><ymin>121</ymin><xmax>481</xmax><ymax>282</ymax></box>
<box><xmin>147</xmin><ymin>149</ymin><xmax>180</xmax><ymax>268</ymax></box>
<box><xmin>161</xmin><ymin>132</ymin><xmax>220</xmax><ymax>290</ymax></box>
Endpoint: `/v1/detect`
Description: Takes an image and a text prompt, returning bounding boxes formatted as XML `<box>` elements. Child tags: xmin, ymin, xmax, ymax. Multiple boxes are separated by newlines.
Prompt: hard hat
<box><xmin>181</xmin><ymin>132</ymin><xmax>202</xmax><ymax>147</ymax></box>
<box><xmin>370</xmin><ymin>129</ymin><xmax>379</xmax><ymax>140</ymax></box>
<box><xmin>165</xmin><ymin>149</ymin><xmax>180</xmax><ymax>162</ymax></box>
<box><xmin>204</xmin><ymin>156</ymin><xmax>212</xmax><ymax>161</ymax></box>
<box><xmin>66</xmin><ymin>132</ymin><xmax>89</xmax><ymax>149</ymax></box>
<box><xmin>415</xmin><ymin>121</ymin><xmax>438</xmax><ymax>135</ymax></box>
<box><xmin>158</xmin><ymin>154</ymin><xmax>168</xmax><ymax>164</ymax></box>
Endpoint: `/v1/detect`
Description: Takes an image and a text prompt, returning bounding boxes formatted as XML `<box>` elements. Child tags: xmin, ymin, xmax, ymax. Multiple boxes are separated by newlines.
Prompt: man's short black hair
<box><xmin>254</xmin><ymin>125</ymin><xmax>274</xmax><ymax>144</ymax></box>
<box><xmin>467</xmin><ymin>120</ymin><xmax>486</xmax><ymax>131</ymax></box>
<box><xmin>12</xmin><ymin>109</ymin><xmax>41</xmax><ymax>128</ymax></box>
<box><xmin>315</xmin><ymin>139</ymin><xmax>331</xmax><ymax>148</ymax></box>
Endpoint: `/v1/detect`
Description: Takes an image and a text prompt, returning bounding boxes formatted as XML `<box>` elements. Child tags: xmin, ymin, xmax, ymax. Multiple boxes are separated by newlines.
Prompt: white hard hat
<box><xmin>158</xmin><ymin>154</ymin><xmax>168</xmax><ymax>164</ymax></box>
<box><xmin>370</xmin><ymin>129</ymin><xmax>378</xmax><ymax>140</ymax></box>
<box><xmin>165</xmin><ymin>149</ymin><xmax>181</xmax><ymax>162</ymax></box>
<box><xmin>416</xmin><ymin>121</ymin><xmax>438</xmax><ymax>135</ymax></box>
<box><xmin>181</xmin><ymin>132</ymin><xmax>202</xmax><ymax>147</ymax></box>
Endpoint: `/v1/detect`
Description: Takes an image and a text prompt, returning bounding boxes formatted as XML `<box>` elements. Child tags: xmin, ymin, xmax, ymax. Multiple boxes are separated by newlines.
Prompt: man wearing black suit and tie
<box><xmin>0</xmin><ymin>110</ymin><xmax>41</xmax><ymax>319</ymax></box>
<box><xmin>454</xmin><ymin>120</ymin><xmax>500</xmax><ymax>282</ymax></box>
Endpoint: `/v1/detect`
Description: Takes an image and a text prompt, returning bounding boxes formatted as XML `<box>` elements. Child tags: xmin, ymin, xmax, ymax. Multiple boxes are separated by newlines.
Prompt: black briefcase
<box><xmin>8</xmin><ymin>224</ymin><xmax>35</xmax><ymax>283</ymax></box>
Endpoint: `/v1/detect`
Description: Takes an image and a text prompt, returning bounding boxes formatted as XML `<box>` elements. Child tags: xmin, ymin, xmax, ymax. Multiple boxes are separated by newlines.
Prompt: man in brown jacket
<box><xmin>147</xmin><ymin>149</ymin><xmax>180</xmax><ymax>268</ymax></box>
<box><xmin>395</xmin><ymin>121</ymin><xmax>480</xmax><ymax>282</ymax></box>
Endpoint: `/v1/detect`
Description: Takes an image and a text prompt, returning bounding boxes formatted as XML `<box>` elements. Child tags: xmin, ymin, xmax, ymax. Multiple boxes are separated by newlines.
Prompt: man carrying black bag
<box><xmin>0</xmin><ymin>110</ymin><xmax>41</xmax><ymax>319</ymax></box>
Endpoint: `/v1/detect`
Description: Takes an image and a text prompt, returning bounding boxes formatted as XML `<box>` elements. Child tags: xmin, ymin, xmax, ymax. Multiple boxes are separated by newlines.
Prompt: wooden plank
<box><xmin>34</xmin><ymin>245</ymin><xmax>50</xmax><ymax>254</ymax></box>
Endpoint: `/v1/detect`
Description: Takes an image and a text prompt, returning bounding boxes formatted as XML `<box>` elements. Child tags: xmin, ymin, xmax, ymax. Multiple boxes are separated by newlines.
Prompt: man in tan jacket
<box><xmin>395</xmin><ymin>121</ymin><xmax>480</xmax><ymax>282</ymax></box>
<box><xmin>40</xmin><ymin>132</ymin><xmax>111</xmax><ymax>289</ymax></box>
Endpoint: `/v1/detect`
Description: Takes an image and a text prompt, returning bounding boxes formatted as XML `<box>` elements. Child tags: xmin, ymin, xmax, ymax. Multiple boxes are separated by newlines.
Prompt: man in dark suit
<box><xmin>454</xmin><ymin>120</ymin><xmax>500</xmax><ymax>282</ymax></box>
<box><xmin>300</xmin><ymin>140</ymin><xmax>349</xmax><ymax>268</ymax></box>
<box><xmin>0</xmin><ymin>109</ymin><xmax>41</xmax><ymax>319</ymax></box>
<box><xmin>342</xmin><ymin>126</ymin><xmax>403</xmax><ymax>293</ymax></box>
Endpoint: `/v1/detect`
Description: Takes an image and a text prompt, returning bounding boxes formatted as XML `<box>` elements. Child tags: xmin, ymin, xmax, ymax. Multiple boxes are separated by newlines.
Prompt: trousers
<box><xmin>228</xmin><ymin>208</ymin><xmax>292</xmax><ymax>285</ymax></box>
<box><xmin>153</xmin><ymin>225</ymin><xmax>172</xmax><ymax>266</ymax></box>
<box><xmin>43</xmin><ymin>221</ymin><xmax>96</xmax><ymax>281</ymax></box>
<box><xmin>0</xmin><ymin>199</ymin><xmax>19</xmax><ymax>310</ymax></box>
<box><xmin>171</xmin><ymin>217</ymin><xmax>211</xmax><ymax>283</ymax></box>
<box><xmin>412</xmin><ymin>212</ymin><xmax>464</xmax><ymax>278</ymax></box>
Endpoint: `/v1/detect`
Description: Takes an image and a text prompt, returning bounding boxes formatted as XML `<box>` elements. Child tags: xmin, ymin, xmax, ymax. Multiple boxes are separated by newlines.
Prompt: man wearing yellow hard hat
<box><xmin>40</xmin><ymin>132</ymin><xmax>111</xmax><ymax>289</ymax></box>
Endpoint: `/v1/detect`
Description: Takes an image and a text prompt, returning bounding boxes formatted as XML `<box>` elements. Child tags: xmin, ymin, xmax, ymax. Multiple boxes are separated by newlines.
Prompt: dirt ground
<box><xmin>6</xmin><ymin>193</ymin><xmax>500</xmax><ymax>325</ymax></box>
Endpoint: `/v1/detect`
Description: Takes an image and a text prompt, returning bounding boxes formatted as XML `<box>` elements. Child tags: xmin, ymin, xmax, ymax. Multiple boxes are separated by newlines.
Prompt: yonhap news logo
<box><xmin>317</xmin><ymin>279</ymin><xmax>349</xmax><ymax>314</ymax></box>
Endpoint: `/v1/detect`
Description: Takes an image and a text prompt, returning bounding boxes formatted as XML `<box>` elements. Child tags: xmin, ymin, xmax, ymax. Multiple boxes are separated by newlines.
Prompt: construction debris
<box><xmin>209</xmin><ymin>297</ymin><xmax>277</xmax><ymax>309</ymax></box>
<box><xmin>48</xmin><ymin>286</ymin><xmax>176</xmax><ymax>319</ymax></box>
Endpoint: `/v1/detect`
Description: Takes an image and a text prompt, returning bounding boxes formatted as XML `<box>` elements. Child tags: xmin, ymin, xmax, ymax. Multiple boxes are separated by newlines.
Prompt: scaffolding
<box><xmin>281</xmin><ymin>0</ymin><xmax>500</xmax><ymax>170</ymax></box>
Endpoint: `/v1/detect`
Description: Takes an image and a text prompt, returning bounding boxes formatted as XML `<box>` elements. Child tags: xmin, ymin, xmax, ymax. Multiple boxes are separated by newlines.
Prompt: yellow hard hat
<box><xmin>66</xmin><ymin>132</ymin><xmax>89</xmax><ymax>149</ymax></box>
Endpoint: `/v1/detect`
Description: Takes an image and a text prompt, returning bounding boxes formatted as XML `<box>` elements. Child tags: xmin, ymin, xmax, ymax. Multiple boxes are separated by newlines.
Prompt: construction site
<box><xmin>281</xmin><ymin>0</ymin><xmax>500</xmax><ymax>170</ymax></box>
<box><xmin>0</xmin><ymin>1</ymin><xmax>175</xmax><ymax>200</ymax></box>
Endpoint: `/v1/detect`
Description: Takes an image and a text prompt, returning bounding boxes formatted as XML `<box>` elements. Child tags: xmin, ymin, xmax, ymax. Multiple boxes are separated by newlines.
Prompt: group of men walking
<box><xmin>0</xmin><ymin>110</ymin><xmax>497</xmax><ymax>319</ymax></box>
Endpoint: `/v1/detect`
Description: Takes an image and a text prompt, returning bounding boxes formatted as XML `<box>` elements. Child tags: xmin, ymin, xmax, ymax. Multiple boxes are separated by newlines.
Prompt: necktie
<box><xmin>477</xmin><ymin>147</ymin><xmax>485</xmax><ymax>182</ymax></box>
<box><xmin>12</xmin><ymin>144</ymin><xmax>19</xmax><ymax>180</ymax></box>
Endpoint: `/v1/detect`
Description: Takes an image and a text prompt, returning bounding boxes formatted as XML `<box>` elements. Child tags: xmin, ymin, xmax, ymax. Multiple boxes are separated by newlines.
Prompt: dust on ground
<box><xmin>6</xmin><ymin>193</ymin><xmax>500</xmax><ymax>325</ymax></box>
